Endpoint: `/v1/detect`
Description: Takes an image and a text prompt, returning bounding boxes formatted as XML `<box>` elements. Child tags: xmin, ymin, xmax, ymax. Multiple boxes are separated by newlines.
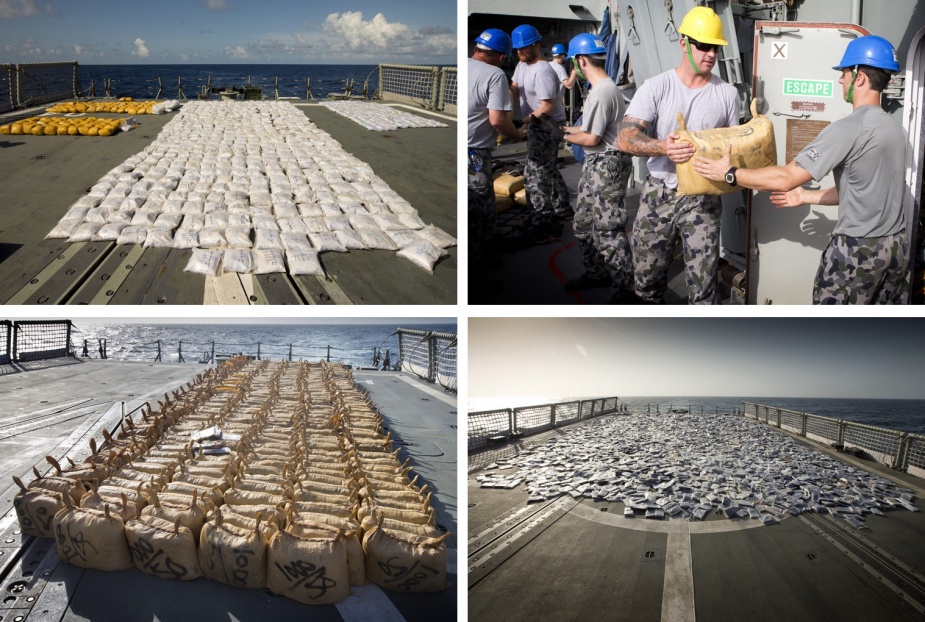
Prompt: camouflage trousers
<box><xmin>631</xmin><ymin>176</ymin><xmax>721</xmax><ymax>304</ymax></box>
<box><xmin>813</xmin><ymin>232</ymin><xmax>909</xmax><ymax>304</ymax></box>
<box><xmin>468</xmin><ymin>148</ymin><xmax>496</xmax><ymax>262</ymax></box>
<box><xmin>525</xmin><ymin>120</ymin><xmax>570</xmax><ymax>227</ymax></box>
<box><xmin>573</xmin><ymin>150</ymin><xmax>633</xmax><ymax>290</ymax></box>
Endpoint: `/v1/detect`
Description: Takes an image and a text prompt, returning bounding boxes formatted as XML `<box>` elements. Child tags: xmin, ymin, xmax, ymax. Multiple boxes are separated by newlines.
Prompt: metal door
<box><xmin>746</xmin><ymin>22</ymin><xmax>869</xmax><ymax>304</ymax></box>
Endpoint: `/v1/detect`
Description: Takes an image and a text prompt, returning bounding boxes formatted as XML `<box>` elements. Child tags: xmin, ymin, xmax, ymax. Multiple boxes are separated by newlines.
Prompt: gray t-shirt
<box><xmin>582</xmin><ymin>78</ymin><xmax>624</xmax><ymax>155</ymax></box>
<box><xmin>512</xmin><ymin>60</ymin><xmax>566</xmax><ymax>122</ymax></box>
<box><xmin>795</xmin><ymin>105</ymin><xmax>905</xmax><ymax>238</ymax></box>
<box><xmin>550</xmin><ymin>61</ymin><xmax>569</xmax><ymax>111</ymax></box>
<box><xmin>468</xmin><ymin>57</ymin><xmax>513</xmax><ymax>149</ymax></box>
<box><xmin>624</xmin><ymin>70</ymin><xmax>738</xmax><ymax>189</ymax></box>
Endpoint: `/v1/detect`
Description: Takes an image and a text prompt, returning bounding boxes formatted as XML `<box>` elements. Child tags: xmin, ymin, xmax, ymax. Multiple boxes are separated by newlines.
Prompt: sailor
<box><xmin>692</xmin><ymin>35</ymin><xmax>907</xmax><ymax>304</ymax></box>
<box><xmin>468</xmin><ymin>29</ymin><xmax>524</xmax><ymax>282</ymax></box>
<box><xmin>616</xmin><ymin>6</ymin><xmax>738</xmax><ymax>304</ymax></box>
<box><xmin>510</xmin><ymin>24</ymin><xmax>571</xmax><ymax>243</ymax></box>
<box><xmin>561</xmin><ymin>33</ymin><xmax>634</xmax><ymax>302</ymax></box>
<box><xmin>549</xmin><ymin>43</ymin><xmax>578</xmax><ymax>121</ymax></box>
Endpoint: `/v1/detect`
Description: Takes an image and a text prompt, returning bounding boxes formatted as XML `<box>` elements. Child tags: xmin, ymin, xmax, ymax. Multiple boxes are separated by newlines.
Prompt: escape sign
<box><xmin>783</xmin><ymin>79</ymin><xmax>834</xmax><ymax>98</ymax></box>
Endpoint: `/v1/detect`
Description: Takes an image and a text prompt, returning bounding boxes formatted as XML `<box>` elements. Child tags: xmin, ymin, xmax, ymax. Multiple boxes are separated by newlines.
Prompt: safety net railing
<box><xmin>0</xmin><ymin>320</ymin><xmax>12</xmax><ymax>365</ymax></box>
<box><xmin>378</xmin><ymin>64</ymin><xmax>441</xmax><ymax>110</ymax></box>
<box><xmin>13</xmin><ymin>320</ymin><xmax>73</xmax><ymax>362</ymax></box>
<box><xmin>0</xmin><ymin>62</ymin><xmax>78</xmax><ymax>114</ymax></box>
<box><xmin>744</xmin><ymin>402</ymin><xmax>922</xmax><ymax>474</ymax></box>
<box><xmin>397</xmin><ymin>328</ymin><xmax>457</xmax><ymax>392</ymax></box>
<box><xmin>437</xmin><ymin>67</ymin><xmax>457</xmax><ymax>114</ymax></box>
<box><xmin>468</xmin><ymin>396</ymin><xmax>621</xmax><ymax>453</ymax></box>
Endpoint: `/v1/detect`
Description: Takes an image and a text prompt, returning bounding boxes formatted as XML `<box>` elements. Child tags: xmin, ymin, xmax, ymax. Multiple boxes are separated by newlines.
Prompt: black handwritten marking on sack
<box><xmin>274</xmin><ymin>559</ymin><xmax>337</xmax><ymax>601</ymax></box>
<box><xmin>377</xmin><ymin>556</ymin><xmax>439</xmax><ymax>591</ymax></box>
<box><xmin>129</xmin><ymin>536</ymin><xmax>188</xmax><ymax>580</ymax></box>
<box><xmin>56</xmin><ymin>522</ymin><xmax>97</xmax><ymax>564</ymax></box>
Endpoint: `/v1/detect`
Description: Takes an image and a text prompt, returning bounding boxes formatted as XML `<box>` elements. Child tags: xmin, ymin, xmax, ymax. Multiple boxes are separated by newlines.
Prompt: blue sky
<box><xmin>0</xmin><ymin>0</ymin><xmax>456</xmax><ymax>64</ymax></box>
<box><xmin>470</xmin><ymin>318</ymin><xmax>925</xmax><ymax>400</ymax></box>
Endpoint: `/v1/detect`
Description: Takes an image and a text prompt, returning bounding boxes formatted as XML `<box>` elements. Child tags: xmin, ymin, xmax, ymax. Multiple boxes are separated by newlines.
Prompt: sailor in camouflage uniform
<box><xmin>561</xmin><ymin>34</ymin><xmax>634</xmax><ymax>301</ymax></box>
<box><xmin>693</xmin><ymin>35</ymin><xmax>908</xmax><ymax>304</ymax></box>
<box><xmin>510</xmin><ymin>24</ymin><xmax>570</xmax><ymax>241</ymax></box>
<box><xmin>616</xmin><ymin>7</ymin><xmax>738</xmax><ymax>304</ymax></box>
<box><xmin>468</xmin><ymin>29</ymin><xmax>524</xmax><ymax>272</ymax></box>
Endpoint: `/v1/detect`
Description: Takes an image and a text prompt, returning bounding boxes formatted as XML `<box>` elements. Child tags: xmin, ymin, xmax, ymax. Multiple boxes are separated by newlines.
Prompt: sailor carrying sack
<box><xmin>675</xmin><ymin>99</ymin><xmax>777</xmax><ymax>196</ymax></box>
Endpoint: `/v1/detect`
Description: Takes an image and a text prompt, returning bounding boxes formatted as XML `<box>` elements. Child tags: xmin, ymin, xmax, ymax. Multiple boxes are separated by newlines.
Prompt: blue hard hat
<box><xmin>475</xmin><ymin>28</ymin><xmax>513</xmax><ymax>56</ymax></box>
<box><xmin>551</xmin><ymin>43</ymin><xmax>566</xmax><ymax>56</ymax></box>
<box><xmin>568</xmin><ymin>33</ymin><xmax>607</xmax><ymax>58</ymax></box>
<box><xmin>833</xmin><ymin>35</ymin><xmax>900</xmax><ymax>72</ymax></box>
<box><xmin>511</xmin><ymin>24</ymin><xmax>542</xmax><ymax>49</ymax></box>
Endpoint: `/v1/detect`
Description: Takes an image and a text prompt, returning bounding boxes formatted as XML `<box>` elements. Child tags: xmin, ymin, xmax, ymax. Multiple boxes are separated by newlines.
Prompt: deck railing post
<box><xmin>178</xmin><ymin>340</ymin><xmax>184</xmax><ymax>363</ymax></box>
<box><xmin>155</xmin><ymin>340</ymin><xmax>161</xmax><ymax>362</ymax></box>
<box><xmin>428</xmin><ymin>333</ymin><xmax>437</xmax><ymax>383</ymax></box>
<box><xmin>801</xmin><ymin>413</ymin><xmax>807</xmax><ymax>437</ymax></box>
<box><xmin>257</xmin><ymin>342</ymin><xmax>261</xmax><ymax>360</ymax></box>
<box><xmin>327</xmin><ymin>345</ymin><xmax>331</xmax><ymax>362</ymax></box>
<box><xmin>82</xmin><ymin>339</ymin><xmax>89</xmax><ymax>357</ymax></box>
<box><xmin>896</xmin><ymin>433</ymin><xmax>910</xmax><ymax>470</ymax></box>
<box><xmin>551</xmin><ymin>404</ymin><xmax>557</xmax><ymax>428</ymax></box>
<box><xmin>837</xmin><ymin>420</ymin><xmax>846</xmax><ymax>447</ymax></box>
<box><xmin>288</xmin><ymin>344</ymin><xmax>292</xmax><ymax>362</ymax></box>
<box><xmin>211</xmin><ymin>341</ymin><xmax>215</xmax><ymax>364</ymax></box>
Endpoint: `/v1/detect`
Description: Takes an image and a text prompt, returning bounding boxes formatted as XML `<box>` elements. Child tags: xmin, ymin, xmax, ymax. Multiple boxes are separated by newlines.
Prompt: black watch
<box><xmin>725</xmin><ymin>166</ymin><xmax>738</xmax><ymax>187</ymax></box>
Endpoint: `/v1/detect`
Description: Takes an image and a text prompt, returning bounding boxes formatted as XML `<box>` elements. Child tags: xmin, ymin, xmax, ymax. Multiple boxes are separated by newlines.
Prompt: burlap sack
<box><xmin>142</xmin><ymin>491</ymin><xmax>206</xmax><ymax>544</ymax></box>
<box><xmin>125</xmin><ymin>515</ymin><xmax>202</xmax><ymax>580</ymax></box>
<box><xmin>675</xmin><ymin>99</ymin><xmax>777</xmax><ymax>196</ymax></box>
<box><xmin>13</xmin><ymin>479</ymin><xmax>64</xmax><ymax>539</ymax></box>
<box><xmin>80</xmin><ymin>490</ymin><xmax>138</xmax><ymax>522</ymax></box>
<box><xmin>198</xmin><ymin>515</ymin><xmax>267</xmax><ymax>588</ymax></box>
<box><xmin>53</xmin><ymin>497</ymin><xmax>132</xmax><ymax>571</ymax></box>
<box><xmin>266</xmin><ymin>525</ymin><xmax>350</xmax><ymax>604</ymax></box>
<box><xmin>363</xmin><ymin>526</ymin><xmax>449</xmax><ymax>593</ymax></box>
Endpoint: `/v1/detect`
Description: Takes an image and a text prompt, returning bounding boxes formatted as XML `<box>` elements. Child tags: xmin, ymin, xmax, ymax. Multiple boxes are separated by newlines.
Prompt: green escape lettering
<box><xmin>783</xmin><ymin>79</ymin><xmax>834</xmax><ymax>98</ymax></box>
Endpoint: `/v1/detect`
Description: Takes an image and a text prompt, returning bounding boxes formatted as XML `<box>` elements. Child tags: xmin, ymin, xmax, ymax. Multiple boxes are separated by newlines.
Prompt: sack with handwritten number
<box><xmin>198</xmin><ymin>513</ymin><xmax>267</xmax><ymax>589</ymax></box>
<box><xmin>675</xmin><ymin>99</ymin><xmax>777</xmax><ymax>196</ymax></box>
<box><xmin>53</xmin><ymin>496</ymin><xmax>132</xmax><ymax>571</ymax></box>
<box><xmin>362</xmin><ymin>526</ymin><xmax>450</xmax><ymax>593</ymax></box>
<box><xmin>267</xmin><ymin>524</ymin><xmax>350</xmax><ymax>605</ymax></box>
<box><xmin>125</xmin><ymin>515</ymin><xmax>202</xmax><ymax>580</ymax></box>
<box><xmin>13</xmin><ymin>477</ymin><xmax>65</xmax><ymax>539</ymax></box>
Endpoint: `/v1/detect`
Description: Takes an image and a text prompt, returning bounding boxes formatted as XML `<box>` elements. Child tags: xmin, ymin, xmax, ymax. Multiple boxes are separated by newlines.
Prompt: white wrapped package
<box><xmin>359</xmin><ymin>230</ymin><xmax>399</xmax><ymax>251</ymax></box>
<box><xmin>116</xmin><ymin>226</ymin><xmax>148</xmax><ymax>245</ymax></box>
<box><xmin>46</xmin><ymin>218</ymin><xmax>83</xmax><ymax>240</ymax></box>
<box><xmin>144</xmin><ymin>227</ymin><xmax>175</xmax><ymax>248</ymax></box>
<box><xmin>225</xmin><ymin>227</ymin><xmax>253</xmax><ymax>248</ymax></box>
<box><xmin>386</xmin><ymin>230</ymin><xmax>421</xmax><ymax>248</ymax></box>
<box><xmin>286</xmin><ymin>251</ymin><xmax>324</xmax><ymax>276</ymax></box>
<box><xmin>184</xmin><ymin>248</ymin><xmax>222</xmax><ymax>276</ymax></box>
<box><xmin>154</xmin><ymin>212</ymin><xmax>183</xmax><ymax>229</ymax></box>
<box><xmin>68</xmin><ymin>223</ymin><xmax>103</xmax><ymax>242</ymax></box>
<box><xmin>336</xmin><ymin>229</ymin><xmax>366</xmax><ymax>250</ymax></box>
<box><xmin>199</xmin><ymin>228</ymin><xmax>227</xmax><ymax>248</ymax></box>
<box><xmin>280</xmin><ymin>233</ymin><xmax>313</xmax><ymax>253</ymax></box>
<box><xmin>252</xmin><ymin>249</ymin><xmax>286</xmax><ymax>274</ymax></box>
<box><xmin>173</xmin><ymin>229</ymin><xmax>199</xmax><ymax>249</ymax></box>
<box><xmin>397</xmin><ymin>238</ymin><xmax>444</xmax><ymax>273</ymax></box>
<box><xmin>254</xmin><ymin>228</ymin><xmax>283</xmax><ymax>250</ymax></box>
<box><xmin>223</xmin><ymin>249</ymin><xmax>254</xmax><ymax>274</ymax></box>
<box><xmin>95</xmin><ymin>223</ymin><xmax>128</xmax><ymax>241</ymax></box>
<box><xmin>303</xmin><ymin>218</ymin><xmax>328</xmax><ymax>234</ymax></box>
<box><xmin>308</xmin><ymin>232</ymin><xmax>347</xmax><ymax>253</ymax></box>
<box><xmin>398</xmin><ymin>212</ymin><xmax>427</xmax><ymax>230</ymax></box>
<box><xmin>325</xmin><ymin>216</ymin><xmax>352</xmax><ymax>231</ymax></box>
<box><xmin>417</xmin><ymin>225</ymin><xmax>457</xmax><ymax>249</ymax></box>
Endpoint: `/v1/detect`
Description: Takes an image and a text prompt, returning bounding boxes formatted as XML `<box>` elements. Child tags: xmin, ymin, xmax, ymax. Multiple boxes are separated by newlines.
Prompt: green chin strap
<box><xmin>686</xmin><ymin>39</ymin><xmax>706</xmax><ymax>75</ymax></box>
<box><xmin>572</xmin><ymin>57</ymin><xmax>587</xmax><ymax>82</ymax></box>
<box><xmin>845</xmin><ymin>68</ymin><xmax>858</xmax><ymax>103</ymax></box>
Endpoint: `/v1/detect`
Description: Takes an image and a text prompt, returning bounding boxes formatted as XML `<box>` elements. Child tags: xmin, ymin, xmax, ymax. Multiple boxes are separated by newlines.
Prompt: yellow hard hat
<box><xmin>678</xmin><ymin>6</ymin><xmax>727</xmax><ymax>46</ymax></box>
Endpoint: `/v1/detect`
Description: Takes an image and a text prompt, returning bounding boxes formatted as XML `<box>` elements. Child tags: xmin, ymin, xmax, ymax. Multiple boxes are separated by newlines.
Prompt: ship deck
<box><xmin>0</xmin><ymin>359</ymin><xmax>457</xmax><ymax>621</ymax></box>
<box><xmin>468</xmin><ymin>414</ymin><xmax>925</xmax><ymax>622</ymax></box>
<box><xmin>0</xmin><ymin>99</ymin><xmax>456</xmax><ymax>305</ymax></box>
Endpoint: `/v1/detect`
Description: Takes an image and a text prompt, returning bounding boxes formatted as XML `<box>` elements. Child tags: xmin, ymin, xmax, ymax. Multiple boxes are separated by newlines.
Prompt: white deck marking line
<box><xmin>393</xmin><ymin>374</ymin><xmax>455</xmax><ymax>406</ymax></box>
<box><xmin>335</xmin><ymin>583</ymin><xmax>406</xmax><ymax>622</ymax></box>
<box><xmin>661</xmin><ymin>523</ymin><xmax>696</xmax><ymax>622</ymax></box>
<box><xmin>314</xmin><ymin>274</ymin><xmax>353</xmax><ymax>305</ymax></box>
<box><xmin>204</xmin><ymin>273</ymin><xmax>250</xmax><ymax>305</ymax></box>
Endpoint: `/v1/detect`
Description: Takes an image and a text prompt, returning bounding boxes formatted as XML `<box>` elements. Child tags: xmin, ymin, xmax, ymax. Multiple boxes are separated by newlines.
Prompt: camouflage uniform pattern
<box><xmin>573</xmin><ymin>150</ymin><xmax>633</xmax><ymax>290</ymax></box>
<box><xmin>813</xmin><ymin>232</ymin><xmax>909</xmax><ymax>304</ymax></box>
<box><xmin>632</xmin><ymin>176</ymin><xmax>721</xmax><ymax>304</ymax></box>
<box><xmin>524</xmin><ymin>117</ymin><xmax>570</xmax><ymax>226</ymax></box>
<box><xmin>467</xmin><ymin>148</ymin><xmax>495</xmax><ymax>261</ymax></box>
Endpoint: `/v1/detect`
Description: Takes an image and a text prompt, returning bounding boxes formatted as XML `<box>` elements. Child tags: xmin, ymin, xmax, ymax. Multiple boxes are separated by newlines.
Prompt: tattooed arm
<box><xmin>616</xmin><ymin>116</ymin><xmax>696</xmax><ymax>162</ymax></box>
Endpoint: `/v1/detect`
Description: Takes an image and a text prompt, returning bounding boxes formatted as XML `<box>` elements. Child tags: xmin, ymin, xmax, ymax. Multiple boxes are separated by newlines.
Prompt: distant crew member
<box><xmin>616</xmin><ymin>6</ymin><xmax>738</xmax><ymax>304</ymax></box>
<box><xmin>468</xmin><ymin>29</ymin><xmax>524</xmax><ymax>289</ymax></box>
<box><xmin>692</xmin><ymin>35</ymin><xmax>907</xmax><ymax>304</ymax></box>
<box><xmin>510</xmin><ymin>24</ymin><xmax>571</xmax><ymax>243</ymax></box>
<box><xmin>561</xmin><ymin>33</ymin><xmax>633</xmax><ymax>303</ymax></box>
<box><xmin>550</xmin><ymin>43</ymin><xmax>578</xmax><ymax>122</ymax></box>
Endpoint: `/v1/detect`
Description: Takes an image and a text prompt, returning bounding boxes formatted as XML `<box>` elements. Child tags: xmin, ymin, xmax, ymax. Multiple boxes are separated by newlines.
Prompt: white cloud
<box><xmin>323</xmin><ymin>11</ymin><xmax>409</xmax><ymax>50</ymax></box>
<box><xmin>133</xmin><ymin>37</ymin><xmax>149</xmax><ymax>58</ymax></box>
<box><xmin>0</xmin><ymin>0</ymin><xmax>41</xmax><ymax>18</ymax></box>
<box><xmin>318</xmin><ymin>11</ymin><xmax>455</xmax><ymax>60</ymax></box>
<box><xmin>202</xmin><ymin>0</ymin><xmax>227</xmax><ymax>10</ymax></box>
<box><xmin>223</xmin><ymin>45</ymin><xmax>249</xmax><ymax>59</ymax></box>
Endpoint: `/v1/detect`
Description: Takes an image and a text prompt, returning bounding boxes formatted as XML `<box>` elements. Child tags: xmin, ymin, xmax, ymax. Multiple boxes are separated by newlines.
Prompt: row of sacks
<box><xmin>44</xmin><ymin>101</ymin><xmax>456</xmax><ymax>274</ymax></box>
<box><xmin>13</xmin><ymin>359</ymin><xmax>448</xmax><ymax>605</ymax></box>
<box><xmin>319</xmin><ymin>101</ymin><xmax>449</xmax><ymax>132</ymax></box>
<box><xmin>323</xmin><ymin>364</ymin><xmax>450</xmax><ymax>593</ymax></box>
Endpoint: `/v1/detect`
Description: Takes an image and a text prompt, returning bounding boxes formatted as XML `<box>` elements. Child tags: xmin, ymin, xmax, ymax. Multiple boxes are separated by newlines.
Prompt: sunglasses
<box><xmin>687</xmin><ymin>38</ymin><xmax>719</xmax><ymax>53</ymax></box>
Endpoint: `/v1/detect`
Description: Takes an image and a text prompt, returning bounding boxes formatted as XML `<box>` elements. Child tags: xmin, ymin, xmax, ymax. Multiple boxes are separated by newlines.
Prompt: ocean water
<box><xmin>77</xmin><ymin>64</ymin><xmax>426</xmax><ymax>100</ymax></box>
<box><xmin>469</xmin><ymin>395</ymin><xmax>925</xmax><ymax>434</ymax></box>
<box><xmin>70</xmin><ymin>321</ymin><xmax>456</xmax><ymax>368</ymax></box>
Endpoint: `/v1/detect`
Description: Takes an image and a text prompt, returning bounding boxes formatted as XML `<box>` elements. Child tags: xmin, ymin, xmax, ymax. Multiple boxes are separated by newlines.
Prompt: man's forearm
<box><xmin>617</xmin><ymin>123</ymin><xmax>665</xmax><ymax>157</ymax></box>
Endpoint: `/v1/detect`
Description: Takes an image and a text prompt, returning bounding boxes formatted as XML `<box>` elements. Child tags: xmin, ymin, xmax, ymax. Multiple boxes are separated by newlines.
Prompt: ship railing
<box><xmin>376</xmin><ymin>64</ymin><xmax>457</xmax><ymax>113</ymax></box>
<box><xmin>0</xmin><ymin>61</ymin><xmax>78</xmax><ymax>114</ymax></box>
<box><xmin>396</xmin><ymin>328</ymin><xmax>457</xmax><ymax>393</ymax></box>
<box><xmin>744</xmin><ymin>401</ymin><xmax>923</xmax><ymax>474</ymax></box>
<box><xmin>468</xmin><ymin>396</ymin><xmax>621</xmax><ymax>453</ymax></box>
<box><xmin>0</xmin><ymin>320</ymin><xmax>77</xmax><ymax>375</ymax></box>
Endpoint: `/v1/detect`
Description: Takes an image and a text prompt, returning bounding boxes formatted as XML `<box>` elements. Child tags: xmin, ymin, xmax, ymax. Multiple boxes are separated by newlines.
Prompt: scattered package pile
<box><xmin>319</xmin><ymin>101</ymin><xmax>448</xmax><ymax>131</ymax></box>
<box><xmin>44</xmin><ymin>99</ymin><xmax>175</xmax><ymax>115</ymax></box>
<box><xmin>476</xmin><ymin>413</ymin><xmax>919</xmax><ymax>528</ymax></box>
<box><xmin>0</xmin><ymin>117</ymin><xmax>124</xmax><ymax>137</ymax></box>
<box><xmin>13</xmin><ymin>359</ymin><xmax>449</xmax><ymax>603</ymax></box>
<box><xmin>44</xmin><ymin>101</ymin><xmax>456</xmax><ymax>275</ymax></box>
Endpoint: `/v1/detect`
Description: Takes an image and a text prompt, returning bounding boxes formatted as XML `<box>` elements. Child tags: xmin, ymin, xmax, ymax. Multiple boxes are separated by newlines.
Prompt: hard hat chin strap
<box><xmin>845</xmin><ymin>67</ymin><xmax>858</xmax><ymax>103</ymax></box>
<box><xmin>686</xmin><ymin>39</ymin><xmax>706</xmax><ymax>75</ymax></box>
